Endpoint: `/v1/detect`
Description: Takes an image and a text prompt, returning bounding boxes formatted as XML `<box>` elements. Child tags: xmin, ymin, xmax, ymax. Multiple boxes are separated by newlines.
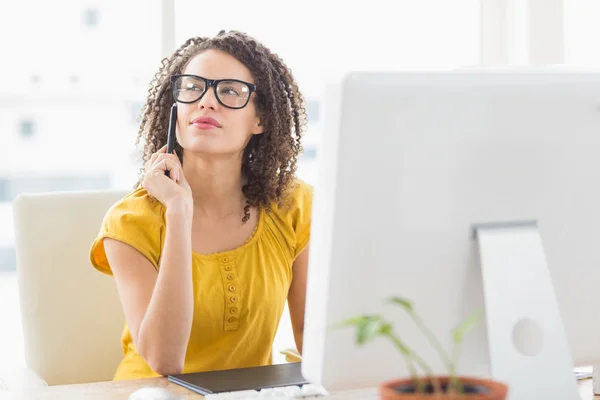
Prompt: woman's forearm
<box><xmin>137</xmin><ymin>203</ymin><xmax>194</xmax><ymax>375</ymax></box>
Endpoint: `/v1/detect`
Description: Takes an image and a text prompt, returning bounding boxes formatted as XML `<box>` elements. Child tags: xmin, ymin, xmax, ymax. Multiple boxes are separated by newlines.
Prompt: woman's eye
<box><xmin>184</xmin><ymin>86</ymin><xmax>203</xmax><ymax>92</ymax></box>
<box><xmin>219</xmin><ymin>86</ymin><xmax>240</xmax><ymax>96</ymax></box>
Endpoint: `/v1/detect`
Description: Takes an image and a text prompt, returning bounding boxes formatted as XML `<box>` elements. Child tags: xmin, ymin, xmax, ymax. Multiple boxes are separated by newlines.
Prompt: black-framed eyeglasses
<box><xmin>170</xmin><ymin>74</ymin><xmax>257</xmax><ymax>110</ymax></box>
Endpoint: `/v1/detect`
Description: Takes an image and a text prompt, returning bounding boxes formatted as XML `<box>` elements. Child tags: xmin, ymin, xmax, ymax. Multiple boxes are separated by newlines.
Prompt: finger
<box><xmin>167</xmin><ymin>159</ymin><xmax>184</xmax><ymax>184</ymax></box>
<box><xmin>169</xmin><ymin>161</ymin><xmax>182</xmax><ymax>183</ymax></box>
<box><xmin>167</xmin><ymin>151</ymin><xmax>185</xmax><ymax>178</ymax></box>
<box><xmin>157</xmin><ymin>144</ymin><xmax>167</xmax><ymax>153</ymax></box>
<box><xmin>153</xmin><ymin>152</ymin><xmax>178</xmax><ymax>161</ymax></box>
<box><xmin>151</xmin><ymin>153</ymin><xmax>182</xmax><ymax>170</ymax></box>
<box><xmin>154</xmin><ymin>158</ymin><xmax>177</xmax><ymax>173</ymax></box>
<box><xmin>151</xmin><ymin>158</ymin><xmax>181</xmax><ymax>181</ymax></box>
<box><xmin>171</xmin><ymin>150</ymin><xmax>181</xmax><ymax>167</ymax></box>
<box><xmin>149</xmin><ymin>153</ymin><xmax>185</xmax><ymax>184</ymax></box>
<box><xmin>145</xmin><ymin>152</ymin><xmax>160</xmax><ymax>170</ymax></box>
<box><xmin>175</xmin><ymin>166</ymin><xmax>187</xmax><ymax>185</ymax></box>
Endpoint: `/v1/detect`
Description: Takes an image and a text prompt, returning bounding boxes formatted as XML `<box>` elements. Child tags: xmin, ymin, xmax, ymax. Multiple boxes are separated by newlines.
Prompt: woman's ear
<box><xmin>252</xmin><ymin>109</ymin><xmax>264</xmax><ymax>135</ymax></box>
<box><xmin>252</xmin><ymin>116</ymin><xmax>264</xmax><ymax>135</ymax></box>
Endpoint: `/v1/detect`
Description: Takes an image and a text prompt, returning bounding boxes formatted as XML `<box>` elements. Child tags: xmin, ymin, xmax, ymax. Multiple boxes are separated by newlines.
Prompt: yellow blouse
<box><xmin>89</xmin><ymin>179</ymin><xmax>313</xmax><ymax>380</ymax></box>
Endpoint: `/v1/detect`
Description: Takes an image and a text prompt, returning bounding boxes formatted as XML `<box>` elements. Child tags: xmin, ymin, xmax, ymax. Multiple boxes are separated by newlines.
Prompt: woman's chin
<box><xmin>181</xmin><ymin>137</ymin><xmax>226</xmax><ymax>154</ymax></box>
<box><xmin>179</xmin><ymin>134</ymin><xmax>246</xmax><ymax>157</ymax></box>
<box><xmin>181</xmin><ymin>142</ymin><xmax>240</xmax><ymax>157</ymax></box>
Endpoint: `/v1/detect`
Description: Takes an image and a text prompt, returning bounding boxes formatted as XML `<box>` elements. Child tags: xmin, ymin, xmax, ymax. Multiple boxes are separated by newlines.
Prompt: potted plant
<box><xmin>340</xmin><ymin>297</ymin><xmax>509</xmax><ymax>399</ymax></box>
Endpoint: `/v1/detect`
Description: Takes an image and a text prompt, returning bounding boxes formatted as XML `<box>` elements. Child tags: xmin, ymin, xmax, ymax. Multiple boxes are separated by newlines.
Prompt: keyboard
<box><xmin>204</xmin><ymin>384</ymin><xmax>329</xmax><ymax>399</ymax></box>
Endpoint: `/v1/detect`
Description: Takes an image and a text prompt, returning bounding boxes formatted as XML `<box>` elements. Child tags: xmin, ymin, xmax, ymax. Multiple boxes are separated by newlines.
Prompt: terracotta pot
<box><xmin>379</xmin><ymin>376</ymin><xmax>508</xmax><ymax>400</ymax></box>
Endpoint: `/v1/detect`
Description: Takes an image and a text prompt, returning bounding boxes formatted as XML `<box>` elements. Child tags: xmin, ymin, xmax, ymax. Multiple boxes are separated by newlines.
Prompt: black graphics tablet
<box><xmin>167</xmin><ymin>362</ymin><xmax>309</xmax><ymax>395</ymax></box>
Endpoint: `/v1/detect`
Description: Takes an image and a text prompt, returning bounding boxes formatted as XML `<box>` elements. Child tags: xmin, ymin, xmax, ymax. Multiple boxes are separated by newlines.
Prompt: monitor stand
<box><xmin>473</xmin><ymin>221</ymin><xmax>580</xmax><ymax>400</ymax></box>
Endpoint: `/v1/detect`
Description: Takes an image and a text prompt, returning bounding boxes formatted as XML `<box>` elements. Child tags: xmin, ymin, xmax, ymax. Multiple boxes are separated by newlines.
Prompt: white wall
<box><xmin>175</xmin><ymin>0</ymin><xmax>481</xmax><ymax>97</ymax></box>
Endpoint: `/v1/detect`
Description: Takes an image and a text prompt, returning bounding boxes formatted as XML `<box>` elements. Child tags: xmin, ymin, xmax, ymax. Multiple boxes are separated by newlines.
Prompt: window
<box><xmin>0</xmin><ymin>180</ymin><xmax>6</xmax><ymax>202</ymax></box>
<box><xmin>0</xmin><ymin>175</ymin><xmax>111</xmax><ymax>202</ymax></box>
<box><xmin>83</xmin><ymin>8</ymin><xmax>99</xmax><ymax>28</ymax></box>
<box><xmin>306</xmin><ymin>100</ymin><xmax>320</xmax><ymax>124</ymax></box>
<box><xmin>0</xmin><ymin>247</ymin><xmax>16</xmax><ymax>271</ymax></box>
<box><xmin>19</xmin><ymin>119</ymin><xmax>35</xmax><ymax>138</ymax></box>
<box><xmin>131</xmin><ymin>101</ymin><xmax>144</xmax><ymax>125</ymax></box>
<box><xmin>0</xmin><ymin>0</ymin><xmax>163</xmax><ymax>371</ymax></box>
<box><xmin>301</xmin><ymin>146</ymin><xmax>317</xmax><ymax>160</ymax></box>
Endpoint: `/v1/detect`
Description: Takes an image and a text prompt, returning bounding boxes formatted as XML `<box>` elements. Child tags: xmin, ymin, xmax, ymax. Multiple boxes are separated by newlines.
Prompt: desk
<box><xmin>0</xmin><ymin>377</ymin><xmax>597</xmax><ymax>399</ymax></box>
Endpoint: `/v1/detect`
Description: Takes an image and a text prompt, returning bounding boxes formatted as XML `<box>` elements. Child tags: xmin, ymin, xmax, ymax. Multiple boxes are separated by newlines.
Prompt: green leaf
<box><xmin>335</xmin><ymin>316</ymin><xmax>370</xmax><ymax>328</ymax></box>
<box><xmin>388</xmin><ymin>297</ymin><xmax>414</xmax><ymax>311</ymax></box>
<box><xmin>333</xmin><ymin>315</ymin><xmax>387</xmax><ymax>345</ymax></box>
<box><xmin>379</xmin><ymin>322</ymin><xmax>393</xmax><ymax>335</ymax></box>
<box><xmin>452</xmin><ymin>309</ymin><xmax>483</xmax><ymax>343</ymax></box>
<box><xmin>357</xmin><ymin>316</ymin><xmax>383</xmax><ymax>344</ymax></box>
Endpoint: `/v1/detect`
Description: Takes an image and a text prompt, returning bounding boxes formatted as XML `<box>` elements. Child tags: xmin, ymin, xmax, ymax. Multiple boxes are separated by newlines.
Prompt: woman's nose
<box><xmin>197</xmin><ymin>87</ymin><xmax>218</xmax><ymax>110</ymax></box>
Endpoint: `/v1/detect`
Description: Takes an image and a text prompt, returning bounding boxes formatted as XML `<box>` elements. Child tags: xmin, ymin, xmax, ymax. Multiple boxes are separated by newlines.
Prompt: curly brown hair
<box><xmin>134</xmin><ymin>30</ymin><xmax>307</xmax><ymax>222</ymax></box>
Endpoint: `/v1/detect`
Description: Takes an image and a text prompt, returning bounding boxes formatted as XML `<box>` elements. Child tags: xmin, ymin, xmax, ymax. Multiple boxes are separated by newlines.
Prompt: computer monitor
<box><xmin>301</xmin><ymin>69</ymin><xmax>600</xmax><ymax>399</ymax></box>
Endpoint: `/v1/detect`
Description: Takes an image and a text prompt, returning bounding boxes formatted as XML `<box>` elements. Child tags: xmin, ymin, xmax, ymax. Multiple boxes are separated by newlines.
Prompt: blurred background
<box><xmin>0</xmin><ymin>0</ymin><xmax>597</xmax><ymax>371</ymax></box>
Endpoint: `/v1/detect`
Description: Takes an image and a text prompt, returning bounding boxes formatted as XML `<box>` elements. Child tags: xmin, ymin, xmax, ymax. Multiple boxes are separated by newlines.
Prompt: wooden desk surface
<box><xmin>0</xmin><ymin>377</ymin><xmax>597</xmax><ymax>399</ymax></box>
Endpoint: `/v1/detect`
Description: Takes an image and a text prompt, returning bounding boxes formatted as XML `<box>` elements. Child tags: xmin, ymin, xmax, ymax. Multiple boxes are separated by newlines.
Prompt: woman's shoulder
<box><xmin>90</xmin><ymin>186</ymin><xmax>166</xmax><ymax>275</ymax></box>
<box><xmin>108</xmin><ymin>186</ymin><xmax>165</xmax><ymax>219</ymax></box>
<box><xmin>273</xmin><ymin>178</ymin><xmax>313</xmax><ymax>210</ymax></box>
<box><xmin>99</xmin><ymin>186</ymin><xmax>166</xmax><ymax>234</ymax></box>
<box><xmin>268</xmin><ymin>178</ymin><xmax>313</xmax><ymax>222</ymax></box>
<box><xmin>264</xmin><ymin>178</ymin><xmax>313</xmax><ymax>260</ymax></box>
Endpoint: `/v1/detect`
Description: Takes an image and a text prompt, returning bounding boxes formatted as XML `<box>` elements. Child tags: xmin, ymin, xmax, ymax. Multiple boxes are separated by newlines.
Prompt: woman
<box><xmin>89</xmin><ymin>30</ymin><xmax>312</xmax><ymax>380</ymax></box>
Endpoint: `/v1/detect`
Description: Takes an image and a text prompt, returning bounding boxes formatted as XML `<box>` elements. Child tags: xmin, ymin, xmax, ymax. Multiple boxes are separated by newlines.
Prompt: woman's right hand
<box><xmin>142</xmin><ymin>145</ymin><xmax>192</xmax><ymax>208</ymax></box>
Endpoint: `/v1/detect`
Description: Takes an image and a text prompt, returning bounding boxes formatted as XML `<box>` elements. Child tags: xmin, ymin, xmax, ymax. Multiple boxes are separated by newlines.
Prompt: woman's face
<box><xmin>174</xmin><ymin>49</ymin><xmax>262</xmax><ymax>156</ymax></box>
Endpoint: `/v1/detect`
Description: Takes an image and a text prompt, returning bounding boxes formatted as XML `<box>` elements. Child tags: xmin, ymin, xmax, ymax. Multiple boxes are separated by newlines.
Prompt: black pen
<box><xmin>165</xmin><ymin>103</ymin><xmax>177</xmax><ymax>178</ymax></box>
